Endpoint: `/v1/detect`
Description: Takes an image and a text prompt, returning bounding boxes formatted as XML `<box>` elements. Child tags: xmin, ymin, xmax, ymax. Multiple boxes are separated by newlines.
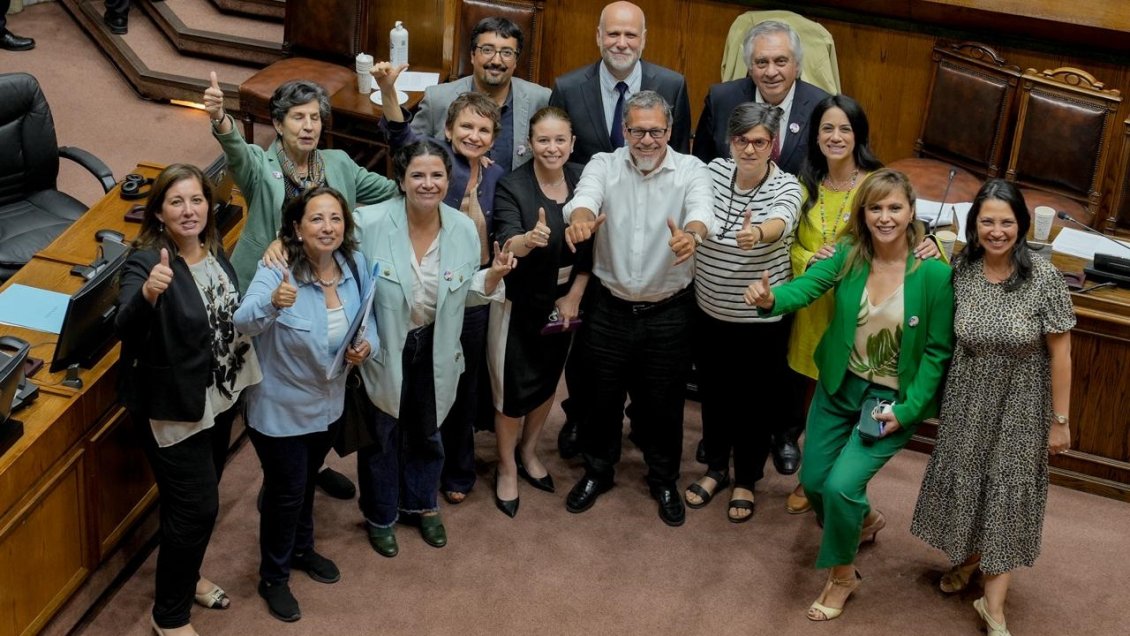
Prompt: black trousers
<box><xmin>104</xmin><ymin>0</ymin><xmax>130</xmax><ymax>17</ymax></box>
<box><xmin>439</xmin><ymin>304</ymin><xmax>489</xmax><ymax>494</ymax></box>
<box><xmin>249</xmin><ymin>423</ymin><xmax>337</xmax><ymax>584</ymax></box>
<box><xmin>141</xmin><ymin>407</ymin><xmax>236</xmax><ymax>629</ymax></box>
<box><xmin>696</xmin><ymin>310</ymin><xmax>793</xmax><ymax>487</ymax></box>
<box><xmin>579</xmin><ymin>284</ymin><xmax>695</xmax><ymax>488</ymax></box>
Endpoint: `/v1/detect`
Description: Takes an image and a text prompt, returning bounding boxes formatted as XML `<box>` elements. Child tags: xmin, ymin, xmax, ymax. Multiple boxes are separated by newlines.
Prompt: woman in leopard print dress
<box><xmin>911</xmin><ymin>179</ymin><xmax>1074</xmax><ymax>636</ymax></box>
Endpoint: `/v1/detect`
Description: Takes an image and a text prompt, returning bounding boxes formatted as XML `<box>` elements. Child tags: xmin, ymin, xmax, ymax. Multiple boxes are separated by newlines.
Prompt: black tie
<box><xmin>609</xmin><ymin>81</ymin><xmax>629</xmax><ymax>148</ymax></box>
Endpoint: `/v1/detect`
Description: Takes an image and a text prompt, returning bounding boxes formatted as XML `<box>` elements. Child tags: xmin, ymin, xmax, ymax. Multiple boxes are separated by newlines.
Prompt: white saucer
<box><xmin>369</xmin><ymin>90</ymin><xmax>409</xmax><ymax>106</ymax></box>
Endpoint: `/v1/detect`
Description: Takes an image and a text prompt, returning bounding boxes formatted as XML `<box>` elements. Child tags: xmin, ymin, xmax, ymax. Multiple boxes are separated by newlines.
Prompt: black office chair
<box><xmin>0</xmin><ymin>72</ymin><xmax>116</xmax><ymax>281</ymax></box>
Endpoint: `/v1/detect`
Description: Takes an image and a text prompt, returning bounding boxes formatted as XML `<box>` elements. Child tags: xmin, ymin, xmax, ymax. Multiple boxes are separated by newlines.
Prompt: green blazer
<box><xmin>768</xmin><ymin>244</ymin><xmax>955</xmax><ymax>427</ymax></box>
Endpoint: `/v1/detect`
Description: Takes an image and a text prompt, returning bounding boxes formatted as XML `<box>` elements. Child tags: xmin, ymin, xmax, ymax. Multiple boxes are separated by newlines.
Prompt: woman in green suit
<box><xmin>746</xmin><ymin>168</ymin><xmax>954</xmax><ymax>622</ymax></box>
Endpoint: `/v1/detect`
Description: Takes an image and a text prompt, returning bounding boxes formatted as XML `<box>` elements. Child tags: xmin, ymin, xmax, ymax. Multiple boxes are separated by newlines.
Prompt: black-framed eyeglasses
<box><xmin>474</xmin><ymin>45</ymin><xmax>519</xmax><ymax>61</ymax></box>
<box><xmin>626</xmin><ymin>127</ymin><xmax>668</xmax><ymax>140</ymax></box>
<box><xmin>731</xmin><ymin>135</ymin><xmax>772</xmax><ymax>151</ymax></box>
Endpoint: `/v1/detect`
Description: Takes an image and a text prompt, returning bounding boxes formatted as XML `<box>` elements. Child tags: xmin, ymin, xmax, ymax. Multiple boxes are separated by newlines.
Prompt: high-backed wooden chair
<box><xmin>237</xmin><ymin>0</ymin><xmax>361</xmax><ymax>140</ymax></box>
<box><xmin>1107</xmin><ymin>118</ymin><xmax>1130</xmax><ymax>233</ymax></box>
<box><xmin>442</xmin><ymin>0</ymin><xmax>544</xmax><ymax>83</ymax></box>
<box><xmin>1005</xmin><ymin>67</ymin><xmax>1122</xmax><ymax>227</ymax></box>
<box><xmin>719</xmin><ymin>10</ymin><xmax>841</xmax><ymax>95</ymax></box>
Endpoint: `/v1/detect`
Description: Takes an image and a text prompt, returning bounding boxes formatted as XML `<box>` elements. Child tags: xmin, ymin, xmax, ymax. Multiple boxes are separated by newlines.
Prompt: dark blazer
<box><xmin>549</xmin><ymin>61</ymin><xmax>691</xmax><ymax>165</ymax></box>
<box><xmin>115</xmin><ymin>247</ymin><xmax>239</xmax><ymax>422</ymax></box>
<box><xmin>493</xmin><ymin>161</ymin><xmax>591</xmax><ymax>317</ymax></box>
<box><xmin>692</xmin><ymin>77</ymin><xmax>829</xmax><ymax>175</ymax></box>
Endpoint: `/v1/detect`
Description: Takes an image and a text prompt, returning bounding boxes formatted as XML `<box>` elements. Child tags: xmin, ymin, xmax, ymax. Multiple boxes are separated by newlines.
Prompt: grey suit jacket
<box><xmin>409</xmin><ymin>75</ymin><xmax>551</xmax><ymax>169</ymax></box>
<box><xmin>549</xmin><ymin>60</ymin><xmax>691</xmax><ymax>166</ymax></box>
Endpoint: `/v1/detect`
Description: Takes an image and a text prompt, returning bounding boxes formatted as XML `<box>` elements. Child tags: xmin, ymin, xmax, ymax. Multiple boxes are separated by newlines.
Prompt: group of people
<box><xmin>114</xmin><ymin>3</ymin><xmax>1075</xmax><ymax>636</ymax></box>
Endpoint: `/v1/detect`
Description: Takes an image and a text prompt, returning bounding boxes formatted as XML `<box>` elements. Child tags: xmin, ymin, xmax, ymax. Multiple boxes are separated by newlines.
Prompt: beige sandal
<box><xmin>973</xmin><ymin>597</ymin><xmax>1011</xmax><ymax>636</ymax></box>
<box><xmin>807</xmin><ymin>569</ymin><xmax>862</xmax><ymax>621</ymax></box>
<box><xmin>940</xmin><ymin>561</ymin><xmax>979</xmax><ymax>594</ymax></box>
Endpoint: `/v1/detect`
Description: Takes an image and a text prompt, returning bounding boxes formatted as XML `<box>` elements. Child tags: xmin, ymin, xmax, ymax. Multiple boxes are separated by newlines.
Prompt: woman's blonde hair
<box><xmin>840</xmin><ymin>168</ymin><xmax>923</xmax><ymax>276</ymax></box>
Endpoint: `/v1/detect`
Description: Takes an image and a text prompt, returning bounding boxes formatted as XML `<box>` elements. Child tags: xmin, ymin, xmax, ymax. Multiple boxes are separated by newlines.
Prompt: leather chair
<box><xmin>1005</xmin><ymin>67</ymin><xmax>1122</xmax><ymax>228</ymax></box>
<box><xmin>0</xmin><ymin>73</ymin><xmax>115</xmax><ymax>282</ymax></box>
<box><xmin>1107</xmin><ymin>118</ymin><xmax>1130</xmax><ymax>233</ymax></box>
<box><xmin>237</xmin><ymin>0</ymin><xmax>360</xmax><ymax>140</ymax></box>
<box><xmin>444</xmin><ymin>0</ymin><xmax>544</xmax><ymax>83</ymax></box>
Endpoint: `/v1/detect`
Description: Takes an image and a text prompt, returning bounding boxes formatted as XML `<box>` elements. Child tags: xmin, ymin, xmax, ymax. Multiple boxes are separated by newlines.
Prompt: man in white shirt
<box><xmin>561</xmin><ymin>90</ymin><xmax>713</xmax><ymax>526</ymax></box>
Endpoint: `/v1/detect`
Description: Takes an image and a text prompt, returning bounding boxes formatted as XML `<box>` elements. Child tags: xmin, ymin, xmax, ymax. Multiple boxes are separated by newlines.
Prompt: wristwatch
<box><xmin>1052</xmin><ymin>413</ymin><xmax>1069</xmax><ymax>425</ymax></box>
<box><xmin>691</xmin><ymin>231</ymin><xmax>703</xmax><ymax>246</ymax></box>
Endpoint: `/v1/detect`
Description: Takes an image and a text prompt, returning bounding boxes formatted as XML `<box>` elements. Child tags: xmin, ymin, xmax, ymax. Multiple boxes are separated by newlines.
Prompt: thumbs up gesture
<box><xmin>735</xmin><ymin>211</ymin><xmax>761</xmax><ymax>250</ymax></box>
<box><xmin>667</xmin><ymin>218</ymin><xmax>698</xmax><ymax>266</ymax></box>
<box><xmin>370</xmin><ymin>61</ymin><xmax>408</xmax><ymax>93</ymax></box>
<box><xmin>564</xmin><ymin>213</ymin><xmax>606</xmax><ymax>253</ymax></box>
<box><xmin>272</xmin><ymin>268</ymin><xmax>297</xmax><ymax>309</ymax></box>
<box><xmin>524</xmin><ymin>207</ymin><xmax>552</xmax><ymax>250</ymax></box>
<box><xmin>143</xmin><ymin>248</ymin><xmax>174</xmax><ymax>305</ymax></box>
<box><xmin>203</xmin><ymin>71</ymin><xmax>225</xmax><ymax>123</ymax></box>
<box><xmin>743</xmin><ymin>270</ymin><xmax>775</xmax><ymax>309</ymax></box>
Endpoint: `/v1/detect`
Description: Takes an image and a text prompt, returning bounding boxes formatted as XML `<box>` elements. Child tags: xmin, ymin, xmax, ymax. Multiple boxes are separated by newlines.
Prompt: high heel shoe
<box><xmin>859</xmin><ymin>510</ymin><xmax>886</xmax><ymax>545</ymax></box>
<box><xmin>940</xmin><ymin>560</ymin><xmax>980</xmax><ymax>594</ymax></box>
<box><xmin>807</xmin><ymin>569</ymin><xmax>862</xmax><ymax>621</ymax></box>
<box><xmin>515</xmin><ymin>449</ymin><xmax>555</xmax><ymax>493</ymax></box>
<box><xmin>494</xmin><ymin>469</ymin><xmax>519</xmax><ymax>518</ymax></box>
<box><xmin>973</xmin><ymin>597</ymin><xmax>1012</xmax><ymax>635</ymax></box>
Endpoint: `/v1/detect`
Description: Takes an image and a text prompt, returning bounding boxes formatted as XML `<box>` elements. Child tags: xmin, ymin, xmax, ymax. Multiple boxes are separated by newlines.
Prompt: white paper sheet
<box><xmin>395</xmin><ymin>71</ymin><xmax>441</xmax><ymax>92</ymax></box>
<box><xmin>1050</xmin><ymin>227</ymin><xmax>1130</xmax><ymax>260</ymax></box>
<box><xmin>916</xmin><ymin>198</ymin><xmax>972</xmax><ymax>234</ymax></box>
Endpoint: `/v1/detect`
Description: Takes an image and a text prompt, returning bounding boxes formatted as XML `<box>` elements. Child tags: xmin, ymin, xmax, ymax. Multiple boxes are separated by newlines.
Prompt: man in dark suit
<box><xmin>691</xmin><ymin>20</ymin><xmax>830</xmax><ymax>476</ymax></box>
<box><xmin>692</xmin><ymin>20</ymin><xmax>830</xmax><ymax>176</ymax></box>
<box><xmin>549</xmin><ymin>1</ymin><xmax>691</xmax><ymax>165</ymax></box>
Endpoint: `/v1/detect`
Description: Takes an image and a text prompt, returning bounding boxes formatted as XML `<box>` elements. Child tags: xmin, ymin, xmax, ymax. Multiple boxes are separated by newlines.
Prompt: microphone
<box><xmin>929</xmin><ymin>167</ymin><xmax>957</xmax><ymax>233</ymax></box>
<box><xmin>1056</xmin><ymin>211</ymin><xmax>1130</xmax><ymax>256</ymax></box>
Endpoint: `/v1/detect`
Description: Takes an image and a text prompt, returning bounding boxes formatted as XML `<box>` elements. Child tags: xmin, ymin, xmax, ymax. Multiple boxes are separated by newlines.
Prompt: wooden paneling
<box><xmin>87</xmin><ymin>409</ymin><xmax>157</xmax><ymax>561</ymax></box>
<box><xmin>362</xmin><ymin>0</ymin><xmax>450</xmax><ymax>71</ymax></box>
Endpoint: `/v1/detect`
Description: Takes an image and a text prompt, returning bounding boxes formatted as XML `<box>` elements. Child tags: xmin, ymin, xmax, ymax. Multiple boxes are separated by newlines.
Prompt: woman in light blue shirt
<box><xmin>234</xmin><ymin>186</ymin><xmax>376</xmax><ymax>623</ymax></box>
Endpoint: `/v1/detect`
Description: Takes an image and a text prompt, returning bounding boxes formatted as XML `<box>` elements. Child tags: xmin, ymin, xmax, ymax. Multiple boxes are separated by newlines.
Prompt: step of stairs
<box><xmin>211</xmin><ymin>0</ymin><xmax>285</xmax><ymax>21</ymax></box>
<box><xmin>143</xmin><ymin>0</ymin><xmax>284</xmax><ymax>66</ymax></box>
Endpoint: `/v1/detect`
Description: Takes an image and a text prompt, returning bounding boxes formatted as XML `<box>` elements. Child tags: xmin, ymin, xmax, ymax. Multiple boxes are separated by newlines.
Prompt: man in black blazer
<box><xmin>549</xmin><ymin>1</ymin><xmax>691</xmax><ymax>165</ymax></box>
<box><xmin>692</xmin><ymin>20</ymin><xmax>830</xmax><ymax>176</ymax></box>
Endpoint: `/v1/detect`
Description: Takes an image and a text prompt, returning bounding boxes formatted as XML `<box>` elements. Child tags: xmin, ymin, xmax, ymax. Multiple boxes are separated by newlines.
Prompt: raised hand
<box><xmin>735</xmin><ymin>211</ymin><xmax>761</xmax><ymax>250</ymax></box>
<box><xmin>272</xmin><ymin>269</ymin><xmax>297</xmax><ymax>309</ymax></box>
<box><xmin>667</xmin><ymin>218</ymin><xmax>697</xmax><ymax>266</ymax></box>
<box><xmin>564</xmin><ymin>214</ymin><xmax>606</xmax><ymax>253</ymax></box>
<box><xmin>370</xmin><ymin>61</ymin><xmax>408</xmax><ymax>93</ymax></box>
<box><xmin>743</xmin><ymin>270</ymin><xmax>774</xmax><ymax>309</ymax></box>
<box><xmin>493</xmin><ymin>239</ymin><xmax>519</xmax><ymax>274</ymax></box>
<box><xmin>203</xmin><ymin>71</ymin><xmax>225</xmax><ymax>122</ymax></box>
<box><xmin>525</xmin><ymin>207</ymin><xmax>551</xmax><ymax>250</ymax></box>
<box><xmin>144</xmin><ymin>248</ymin><xmax>174</xmax><ymax>305</ymax></box>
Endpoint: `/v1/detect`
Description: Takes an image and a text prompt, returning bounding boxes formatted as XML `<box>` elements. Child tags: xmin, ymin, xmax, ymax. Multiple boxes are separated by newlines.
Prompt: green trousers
<box><xmin>800</xmin><ymin>372</ymin><xmax>915</xmax><ymax>568</ymax></box>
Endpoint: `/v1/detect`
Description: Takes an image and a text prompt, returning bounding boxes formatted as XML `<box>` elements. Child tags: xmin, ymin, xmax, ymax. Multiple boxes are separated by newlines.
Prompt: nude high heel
<box><xmin>807</xmin><ymin>569</ymin><xmax>862</xmax><ymax>621</ymax></box>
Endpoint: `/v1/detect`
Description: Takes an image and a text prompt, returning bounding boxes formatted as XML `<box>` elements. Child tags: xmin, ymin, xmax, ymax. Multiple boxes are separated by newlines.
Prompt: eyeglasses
<box><xmin>625</xmin><ymin>127</ymin><xmax>669</xmax><ymax>140</ymax></box>
<box><xmin>474</xmin><ymin>45</ymin><xmax>519</xmax><ymax>61</ymax></box>
<box><xmin>731</xmin><ymin>135</ymin><xmax>772</xmax><ymax>151</ymax></box>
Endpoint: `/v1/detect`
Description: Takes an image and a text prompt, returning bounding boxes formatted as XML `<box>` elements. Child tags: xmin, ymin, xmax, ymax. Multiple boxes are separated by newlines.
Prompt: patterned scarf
<box><xmin>277</xmin><ymin>146</ymin><xmax>327</xmax><ymax>204</ymax></box>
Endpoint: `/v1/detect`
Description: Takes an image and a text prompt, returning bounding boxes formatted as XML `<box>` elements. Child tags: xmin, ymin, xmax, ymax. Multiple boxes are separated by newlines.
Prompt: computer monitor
<box><xmin>0</xmin><ymin>337</ymin><xmax>29</xmax><ymax>427</ymax></box>
<box><xmin>50</xmin><ymin>248</ymin><xmax>130</xmax><ymax>373</ymax></box>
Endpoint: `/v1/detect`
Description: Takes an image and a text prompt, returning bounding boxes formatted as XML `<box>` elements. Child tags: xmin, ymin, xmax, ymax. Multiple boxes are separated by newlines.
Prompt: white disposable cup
<box><xmin>1034</xmin><ymin>206</ymin><xmax>1055</xmax><ymax>241</ymax></box>
<box><xmin>936</xmin><ymin>230</ymin><xmax>958</xmax><ymax>260</ymax></box>
<box><xmin>355</xmin><ymin>53</ymin><xmax>374</xmax><ymax>94</ymax></box>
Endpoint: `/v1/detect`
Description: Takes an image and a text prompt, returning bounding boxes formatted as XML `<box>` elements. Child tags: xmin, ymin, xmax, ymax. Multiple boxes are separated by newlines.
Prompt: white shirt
<box><xmin>755</xmin><ymin>81</ymin><xmax>797</xmax><ymax>153</ymax></box>
<box><xmin>564</xmin><ymin>146</ymin><xmax>715</xmax><ymax>302</ymax></box>
<box><xmin>409</xmin><ymin>235</ymin><xmax>441</xmax><ymax>329</ymax></box>
<box><xmin>598</xmin><ymin>61</ymin><xmax>642</xmax><ymax>136</ymax></box>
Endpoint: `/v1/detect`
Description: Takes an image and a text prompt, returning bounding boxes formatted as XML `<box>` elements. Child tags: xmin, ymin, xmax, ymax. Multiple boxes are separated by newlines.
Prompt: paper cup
<box><xmin>936</xmin><ymin>230</ymin><xmax>958</xmax><ymax>260</ymax></box>
<box><xmin>1034</xmin><ymin>206</ymin><xmax>1055</xmax><ymax>241</ymax></box>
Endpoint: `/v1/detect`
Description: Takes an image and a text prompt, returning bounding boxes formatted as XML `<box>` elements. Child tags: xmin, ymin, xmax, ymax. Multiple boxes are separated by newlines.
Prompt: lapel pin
<box><xmin>443</xmin><ymin>270</ymin><xmax>453</xmax><ymax>281</ymax></box>
<box><xmin>908</xmin><ymin>316</ymin><xmax>919</xmax><ymax>327</ymax></box>
<box><xmin>272</xmin><ymin>171</ymin><xmax>283</xmax><ymax>180</ymax></box>
<box><xmin>517</xmin><ymin>144</ymin><xmax>528</xmax><ymax>156</ymax></box>
<box><xmin>789</xmin><ymin>122</ymin><xmax>800</xmax><ymax>134</ymax></box>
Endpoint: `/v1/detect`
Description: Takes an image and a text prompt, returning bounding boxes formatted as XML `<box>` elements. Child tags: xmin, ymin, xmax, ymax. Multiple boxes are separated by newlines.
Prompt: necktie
<box><xmin>770</xmin><ymin>107</ymin><xmax>784</xmax><ymax>163</ymax></box>
<box><xmin>609</xmin><ymin>81</ymin><xmax>629</xmax><ymax>148</ymax></box>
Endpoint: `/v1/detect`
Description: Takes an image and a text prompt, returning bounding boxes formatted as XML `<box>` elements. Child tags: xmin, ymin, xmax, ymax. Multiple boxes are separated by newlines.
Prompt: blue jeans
<box><xmin>358</xmin><ymin>324</ymin><xmax>444</xmax><ymax>527</ymax></box>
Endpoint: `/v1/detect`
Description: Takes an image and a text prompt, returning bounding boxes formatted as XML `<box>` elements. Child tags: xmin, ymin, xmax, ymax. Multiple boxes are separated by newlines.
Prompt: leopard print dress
<box><xmin>910</xmin><ymin>254</ymin><xmax>1074</xmax><ymax>574</ymax></box>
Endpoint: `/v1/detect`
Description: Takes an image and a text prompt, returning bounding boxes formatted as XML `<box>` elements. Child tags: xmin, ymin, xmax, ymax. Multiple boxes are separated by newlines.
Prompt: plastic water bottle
<box><xmin>390</xmin><ymin>21</ymin><xmax>408</xmax><ymax>67</ymax></box>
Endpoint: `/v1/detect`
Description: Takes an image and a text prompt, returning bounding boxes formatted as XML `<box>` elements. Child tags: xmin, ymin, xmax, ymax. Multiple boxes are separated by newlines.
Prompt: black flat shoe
<box><xmin>494</xmin><ymin>468</ymin><xmax>519</xmax><ymax>518</ymax></box>
<box><xmin>565</xmin><ymin>475</ymin><xmax>612</xmax><ymax>513</ymax></box>
<box><xmin>316</xmin><ymin>466</ymin><xmax>356</xmax><ymax>499</ymax></box>
<box><xmin>291</xmin><ymin>550</ymin><xmax>340</xmax><ymax>583</ymax></box>
<box><xmin>557</xmin><ymin>420</ymin><xmax>580</xmax><ymax>459</ymax></box>
<box><xmin>771</xmin><ymin>434</ymin><xmax>801</xmax><ymax>475</ymax></box>
<box><xmin>515</xmin><ymin>450</ymin><xmax>555</xmax><ymax>493</ymax></box>
<box><xmin>258</xmin><ymin>580</ymin><xmax>300</xmax><ymax>622</ymax></box>
<box><xmin>367</xmin><ymin>525</ymin><xmax>398</xmax><ymax>558</ymax></box>
<box><xmin>0</xmin><ymin>30</ymin><xmax>35</xmax><ymax>51</ymax></box>
<box><xmin>651</xmin><ymin>484</ymin><xmax>686</xmax><ymax>526</ymax></box>
<box><xmin>103</xmin><ymin>13</ymin><xmax>128</xmax><ymax>35</ymax></box>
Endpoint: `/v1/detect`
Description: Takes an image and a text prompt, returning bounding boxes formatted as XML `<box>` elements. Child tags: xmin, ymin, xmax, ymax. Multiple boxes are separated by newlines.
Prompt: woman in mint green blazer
<box><xmin>746</xmin><ymin>169</ymin><xmax>955</xmax><ymax>622</ymax></box>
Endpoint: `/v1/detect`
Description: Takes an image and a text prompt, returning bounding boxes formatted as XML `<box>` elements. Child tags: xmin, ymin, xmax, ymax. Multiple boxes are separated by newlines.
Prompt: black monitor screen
<box><xmin>50</xmin><ymin>249</ymin><xmax>129</xmax><ymax>373</ymax></box>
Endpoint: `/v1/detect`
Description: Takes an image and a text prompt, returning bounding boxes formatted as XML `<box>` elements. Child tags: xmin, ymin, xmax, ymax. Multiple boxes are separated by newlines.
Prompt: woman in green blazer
<box><xmin>746</xmin><ymin>169</ymin><xmax>954</xmax><ymax>622</ymax></box>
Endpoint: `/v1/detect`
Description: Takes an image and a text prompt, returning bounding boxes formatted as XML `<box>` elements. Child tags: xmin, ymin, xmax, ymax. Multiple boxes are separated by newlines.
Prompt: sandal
<box><xmin>193</xmin><ymin>583</ymin><xmax>230</xmax><ymax>610</ymax></box>
<box><xmin>727</xmin><ymin>488</ymin><xmax>755</xmax><ymax>523</ymax></box>
<box><xmin>859</xmin><ymin>510</ymin><xmax>886</xmax><ymax>545</ymax></box>
<box><xmin>973</xmin><ymin>597</ymin><xmax>1012</xmax><ymax>636</ymax></box>
<box><xmin>442</xmin><ymin>490</ymin><xmax>467</xmax><ymax>505</ymax></box>
<box><xmin>785</xmin><ymin>484</ymin><xmax>812</xmax><ymax>514</ymax></box>
<box><xmin>940</xmin><ymin>560</ymin><xmax>980</xmax><ymax>594</ymax></box>
<box><xmin>807</xmin><ymin>569</ymin><xmax>862</xmax><ymax>621</ymax></box>
<box><xmin>683</xmin><ymin>470</ymin><xmax>730</xmax><ymax>509</ymax></box>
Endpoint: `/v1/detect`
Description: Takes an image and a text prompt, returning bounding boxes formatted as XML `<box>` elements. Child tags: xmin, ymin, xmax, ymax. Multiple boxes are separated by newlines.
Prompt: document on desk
<box><xmin>1051</xmin><ymin>227</ymin><xmax>1130</xmax><ymax>260</ymax></box>
<box><xmin>916</xmin><ymin>198</ymin><xmax>973</xmax><ymax>232</ymax></box>
<box><xmin>0</xmin><ymin>284</ymin><xmax>69</xmax><ymax>334</ymax></box>
<box><xmin>395</xmin><ymin>72</ymin><xmax>441</xmax><ymax>92</ymax></box>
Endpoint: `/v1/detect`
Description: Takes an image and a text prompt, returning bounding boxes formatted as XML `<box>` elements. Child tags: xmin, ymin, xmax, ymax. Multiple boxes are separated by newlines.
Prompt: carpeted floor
<box><xmin>4</xmin><ymin>4</ymin><xmax>1128</xmax><ymax>636</ymax></box>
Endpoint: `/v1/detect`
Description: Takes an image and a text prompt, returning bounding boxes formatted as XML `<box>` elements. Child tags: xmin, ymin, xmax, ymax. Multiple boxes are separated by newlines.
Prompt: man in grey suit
<box><xmin>410</xmin><ymin>16</ymin><xmax>550</xmax><ymax>172</ymax></box>
<box><xmin>549</xmin><ymin>1</ymin><xmax>691</xmax><ymax>166</ymax></box>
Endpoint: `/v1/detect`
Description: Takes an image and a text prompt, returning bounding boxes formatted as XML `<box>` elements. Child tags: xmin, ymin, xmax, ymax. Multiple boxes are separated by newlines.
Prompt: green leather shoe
<box><xmin>419</xmin><ymin>514</ymin><xmax>447</xmax><ymax>548</ymax></box>
<box><xmin>367</xmin><ymin>525</ymin><xmax>398</xmax><ymax>558</ymax></box>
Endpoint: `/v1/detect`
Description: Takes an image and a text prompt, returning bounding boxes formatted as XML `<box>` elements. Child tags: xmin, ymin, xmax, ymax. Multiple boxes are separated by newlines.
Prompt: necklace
<box><xmin>818</xmin><ymin>169</ymin><xmax>859</xmax><ymax>244</ymax></box>
<box><xmin>538</xmin><ymin>175</ymin><xmax>566</xmax><ymax>189</ymax></box>
<box><xmin>315</xmin><ymin>262</ymin><xmax>340</xmax><ymax>287</ymax></box>
<box><xmin>717</xmin><ymin>162</ymin><xmax>771</xmax><ymax>239</ymax></box>
<box><xmin>823</xmin><ymin>169</ymin><xmax>859</xmax><ymax>192</ymax></box>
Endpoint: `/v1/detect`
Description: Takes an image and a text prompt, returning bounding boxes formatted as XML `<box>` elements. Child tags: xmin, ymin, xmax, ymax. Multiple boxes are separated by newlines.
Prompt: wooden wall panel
<box><xmin>363</xmin><ymin>0</ymin><xmax>450</xmax><ymax>71</ymax></box>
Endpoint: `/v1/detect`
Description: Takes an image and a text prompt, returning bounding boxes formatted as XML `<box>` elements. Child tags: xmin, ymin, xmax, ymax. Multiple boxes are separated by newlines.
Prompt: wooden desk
<box><xmin>328</xmin><ymin>85</ymin><xmax>426</xmax><ymax>175</ymax></box>
<box><xmin>0</xmin><ymin>165</ymin><xmax>247</xmax><ymax>636</ymax></box>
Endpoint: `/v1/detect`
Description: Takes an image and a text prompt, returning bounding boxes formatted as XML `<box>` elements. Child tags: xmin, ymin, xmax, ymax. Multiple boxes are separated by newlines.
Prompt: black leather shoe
<box><xmin>291</xmin><ymin>550</ymin><xmax>340</xmax><ymax>584</ymax></box>
<box><xmin>419</xmin><ymin>514</ymin><xmax>447</xmax><ymax>548</ymax></box>
<box><xmin>316</xmin><ymin>467</ymin><xmax>356</xmax><ymax>499</ymax></box>
<box><xmin>651</xmin><ymin>484</ymin><xmax>686</xmax><ymax>526</ymax></box>
<box><xmin>565</xmin><ymin>475</ymin><xmax>611</xmax><ymax>513</ymax></box>
<box><xmin>0</xmin><ymin>30</ymin><xmax>35</xmax><ymax>51</ymax></box>
<box><xmin>103</xmin><ymin>12</ymin><xmax>128</xmax><ymax>35</ymax></box>
<box><xmin>367</xmin><ymin>525</ymin><xmax>398</xmax><ymax>557</ymax></box>
<box><xmin>516</xmin><ymin>451</ymin><xmax>555</xmax><ymax>493</ymax></box>
<box><xmin>494</xmin><ymin>468</ymin><xmax>519</xmax><ymax>518</ymax></box>
<box><xmin>557</xmin><ymin>420</ymin><xmax>580</xmax><ymax>459</ymax></box>
<box><xmin>258</xmin><ymin>580</ymin><xmax>300</xmax><ymax>622</ymax></box>
<box><xmin>695</xmin><ymin>438</ymin><xmax>707</xmax><ymax>464</ymax></box>
<box><xmin>771</xmin><ymin>434</ymin><xmax>801</xmax><ymax>475</ymax></box>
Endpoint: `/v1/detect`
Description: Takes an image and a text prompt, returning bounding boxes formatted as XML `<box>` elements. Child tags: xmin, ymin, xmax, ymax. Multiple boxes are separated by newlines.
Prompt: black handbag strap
<box><xmin>341</xmin><ymin>251</ymin><xmax>362</xmax><ymax>295</ymax></box>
